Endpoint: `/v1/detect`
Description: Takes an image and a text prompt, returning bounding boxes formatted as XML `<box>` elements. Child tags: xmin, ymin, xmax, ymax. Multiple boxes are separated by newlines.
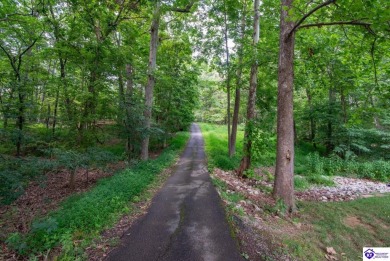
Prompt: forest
<box><xmin>0</xmin><ymin>0</ymin><xmax>389</xmax><ymax>260</ymax></box>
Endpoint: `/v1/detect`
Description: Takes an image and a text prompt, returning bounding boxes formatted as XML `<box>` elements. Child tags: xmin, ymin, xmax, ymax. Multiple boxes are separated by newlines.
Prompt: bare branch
<box><xmin>0</xmin><ymin>43</ymin><xmax>18</xmax><ymax>74</ymax></box>
<box><xmin>297</xmin><ymin>20</ymin><xmax>372</xmax><ymax>29</ymax></box>
<box><xmin>16</xmin><ymin>34</ymin><xmax>41</xmax><ymax>74</ymax></box>
<box><xmin>19</xmin><ymin>32</ymin><xmax>43</xmax><ymax>58</ymax></box>
<box><xmin>288</xmin><ymin>0</ymin><xmax>336</xmax><ymax>38</ymax></box>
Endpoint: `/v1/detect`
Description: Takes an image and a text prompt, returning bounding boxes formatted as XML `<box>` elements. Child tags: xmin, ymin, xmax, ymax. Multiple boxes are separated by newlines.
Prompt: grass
<box><xmin>212</xmin><ymin>178</ymin><xmax>246</xmax><ymax>214</ymax></box>
<box><xmin>5</xmin><ymin>132</ymin><xmax>189</xmax><ymax>258</ymax></box>
<box><xmin>202</xmin><ymin>122</ymin><xmax>390</xmax><ymax>260</ymax></box>
<box><xmin>199</xmin><ymin>123</ymin><xmax>244</xmax><ymax>170</ymax></box>
<box><xmin>285</xmin><ymin>195</ymin><xmax>390</xmax><ymax>260</ymax></box>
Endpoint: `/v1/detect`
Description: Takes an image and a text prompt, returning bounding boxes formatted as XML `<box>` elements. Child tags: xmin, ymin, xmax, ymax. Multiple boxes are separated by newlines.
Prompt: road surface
<box><xmin>107</xmin><ymin>123</ymin><xmax>243</xmax><ymax>261</ymax></box>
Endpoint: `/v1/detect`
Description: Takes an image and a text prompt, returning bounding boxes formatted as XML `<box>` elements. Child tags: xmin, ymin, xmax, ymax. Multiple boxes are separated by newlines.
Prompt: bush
<box><xmin>295</xmin><ymin>152</ymin><xmax>390</xmax><ymax>183</ymax></box>
<box><xmin>294</xmin><ymin>176</ymin><xmax>310</xmax><ymax>191</ymax></box>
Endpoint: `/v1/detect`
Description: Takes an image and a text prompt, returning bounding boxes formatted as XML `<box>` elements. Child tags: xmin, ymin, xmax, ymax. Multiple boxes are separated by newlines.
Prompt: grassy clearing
<box><xmin>199</xmin><ymin>123</ymin><xmax>244</xmax><ymax>170</ymax></box>
<box><xmin>5</xmin><ymin>132</ymin><xmax>189</xmax><ymax>259</ymax></box>
<box><xmin>286</xmin><ymin>195</ymin><xmax>390</xmax><ymax>260</ymax></box>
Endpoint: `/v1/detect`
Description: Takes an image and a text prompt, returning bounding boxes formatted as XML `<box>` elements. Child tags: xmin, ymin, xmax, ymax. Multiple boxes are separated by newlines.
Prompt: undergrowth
<box><xmin>296</xmin><ymin>151</ymin><xmax>390</xmax><ymax>182</ymax></box>
<box><xmin>5</xmin><ymin>132</ymin><xmax>189</xmax><ymax>259</ymax></box>
<box><xmin>0</xmin><ymin>148</ymin><xmax>121</xmax><ymax>205</ymax></box>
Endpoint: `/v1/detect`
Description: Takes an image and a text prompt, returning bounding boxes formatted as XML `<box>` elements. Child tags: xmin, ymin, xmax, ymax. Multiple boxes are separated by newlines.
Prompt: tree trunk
<box><xmin>16</xmin><ymin>78</ymin><xmax>24</xmax><ymax>157</ymax></box>
<box><xmin>69</xmin><ymin>169</ymin><xmax>76</xmax><ymax>190</ymax></box>
<box><xmin>141</xmin><ymin>2</ymin><xmax>161</xmax><ymax>161</ymax></box>
<box><xmin>126</xmin><ymin>64</ymin><xmax>134</xmax><ymax>97</ymax></box>
<box><xmin>326</xmin><ymin>86</ymin><xmax>335</xmax><ymax>154</ymax></box>
<box><xmin>230</xmin><ymin>3</ymin><xmax>247</xmax><ymax>157</ymax></box>
<box><xmin>223</xmin><ymin>1</ymin><xmax>232</xmax><ymax>155</ymax></box>
<box><xmin>273</xmin><ymin>0</ymin><xmax>295</xmax><ymax>212</ymax></box>
<box><xmin>305</xmin><ymin>87</ymin><xmax>316</xmax><ymax>148</ymax></box>
<box><xmin>46</xmin><ymin>104</ymin><xmax>51</xmax><ymax>129</ymax></box>
<box><xmin>52</xmin><ymin>58</ymin><xmax>65</xmax><ymax>134</ymax></box>
<box><xmin>340</xmin><ymin>87</ymin><xmax>347</xmax><ymax>124</ymax></box>
<box><xmin>237</xmin><ymin>0</ymin><xmax>260</xmax><ymax>177</ymax></box>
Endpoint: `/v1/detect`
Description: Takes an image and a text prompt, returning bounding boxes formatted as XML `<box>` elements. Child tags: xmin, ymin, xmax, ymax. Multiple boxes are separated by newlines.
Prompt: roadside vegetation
<box><xmin>201</xmin><ymin>122</ymin><xmax>390</xmax><ymax>260</ymax></box>
<box><xmin>2</xmin><ymin>131</ymin><xmax>189</xmax><ymax>259</ymax></box>
<box><xmin>200</xmin><ymin>123</ymin><xmax>390</xmax><ymax>187</ymax></box>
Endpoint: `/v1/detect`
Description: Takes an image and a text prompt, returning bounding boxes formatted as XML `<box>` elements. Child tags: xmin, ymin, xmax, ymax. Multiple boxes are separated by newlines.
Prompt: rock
<box><xmin>294</xmin><ymin>223</ymin><xmax>302</xmax><ymax>229</ymax></box>
<box><xmin>326</xmin><ymin>247</ymin><xmax>337</xmax><ymax>255</ymax></box>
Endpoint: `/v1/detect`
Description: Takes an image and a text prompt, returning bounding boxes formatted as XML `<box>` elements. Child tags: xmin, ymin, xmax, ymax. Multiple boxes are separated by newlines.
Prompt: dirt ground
<box><xmin>0</xmin><ymin>162</ymin><xmax>125</xmax><ymax>260</ymax></box>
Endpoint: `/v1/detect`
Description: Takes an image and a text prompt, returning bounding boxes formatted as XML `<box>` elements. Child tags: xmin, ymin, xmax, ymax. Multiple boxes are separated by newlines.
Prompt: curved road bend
<box><xmin>107</xmin><ymin>123</ymin><xmax>243</xmax><ymax>261</ymax></box>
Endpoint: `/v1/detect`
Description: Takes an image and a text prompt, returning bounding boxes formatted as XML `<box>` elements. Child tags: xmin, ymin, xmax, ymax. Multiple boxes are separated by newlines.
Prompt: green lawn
<box><xmin>199</xmin><ymin>122</ymin><xmax>244</xmax><ymax>170</ymax></box>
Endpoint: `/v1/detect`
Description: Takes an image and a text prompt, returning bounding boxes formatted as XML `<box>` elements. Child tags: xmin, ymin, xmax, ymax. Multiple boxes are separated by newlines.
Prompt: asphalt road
<box><xmin>106</xmin><ymin>123</ymin><xmax>243</xmax><ymax>261</ymax></box>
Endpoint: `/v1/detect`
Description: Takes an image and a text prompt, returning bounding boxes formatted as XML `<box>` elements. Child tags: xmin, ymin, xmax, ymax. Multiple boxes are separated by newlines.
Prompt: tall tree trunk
<box><xmin>237</xmin><ymin>0</ymin><xmax>260</xmax><ymax>177</ymax></box>
<box><xmin>125</xmin><ymin>64</ymin><xmax>135</xmax><ymax>155</ymax></box>
<box><xmin>340</xmin><ymin>87</ymin><xmax>347</xmax><ymax>124</ymax></box>
<box><xmin>46</xmin><ymin>104</ymin><xmax>51</xmax><ymax>129</ymax></box>
<box><xmin>126</xmin><ymin>64</ymin><xmax>134</xmax><ymax>97</ymax></box>
<box><xmin>230</xmin><ymin>2</ymin><xmax>247</xmax><ymax>157</ymax></box>
<box><xmin>16</xmin><ymin>76</ymin><xmax>24</xmax><ymax>157</ymax></box>
<box><xmin>326</xmin><ymin>86</ymin><xmax>335</xmax><ymax>154</ymax></box>
<box><xmin>223</xmin><ymin>0</ymin><xmax>232</xmax><ymax>155</ymax></box>
<box><xmin>305</xmin><ymin>87</ymin><xmax>316</xmax><ymax>148</ymax></box>
<box><xmin>141</xmin><ymin>2</ymin><xmax>161</xmax><ymax>161</ymax></box>
<box><xmin>273</xmin><ymin>0</ymin><xmax>295</xmax><ymax>212</ymax></box>
<box><xmin>52</xmin><ymin>59</ymin><xmax>65</xmax><ymax>134</ymax></box>
<box><xmin>52</xmin><ymin>85</ymin><xmax>60</xmax><ymax>134</ymax></box>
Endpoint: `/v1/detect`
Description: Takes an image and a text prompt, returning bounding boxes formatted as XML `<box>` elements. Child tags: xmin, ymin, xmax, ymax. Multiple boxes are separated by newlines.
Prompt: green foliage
<box><xmin>0</xmin><ymin>157</ymin><xmax>56</xmax><ymax>205</ymax></box>
<box><xmin>0</xmin><ymin>147</ymin><xmax>120</xmax><ymax>205</ymax></box>
<box><xmin>295</xmin><ymin>151</ymin><xmax>390</xmax><ymax>183</ymax></box>
<box><xmin>5</xmin><ymin>132</ymin><xmax>189</xmax><ymax>256</ymax></box>
<box><xmin>199</xmin><ymin>123</ymin><xmax>243</xmax><ymax>170</ymax></box>
<box><xmin>294</xmin><ymin>176</ymin><xmax>310</xmax><ymax>191</ymax></box>
<box><xmin>250</xmin><ymin>125</ymin><xmax>277</xmax><ymax>166</ymax></box>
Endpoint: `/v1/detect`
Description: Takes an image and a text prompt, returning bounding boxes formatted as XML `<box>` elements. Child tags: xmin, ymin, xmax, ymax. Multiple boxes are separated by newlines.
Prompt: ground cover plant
<box><xmin>202</xmin><ymin>123</ymin><xmax>390</xmax><ymax>260</ymax></box>
<box><xmin>3</xmin><ymin>132</ymin><xmax>189</xmax><ymax>259</ymax></box>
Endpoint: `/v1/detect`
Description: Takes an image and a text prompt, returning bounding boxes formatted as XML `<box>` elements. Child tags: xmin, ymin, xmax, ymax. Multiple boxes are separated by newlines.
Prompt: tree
<box><xmin>273</xmin><ymin>0</ymin><xmax>388</xmax><ymax>211</ymax></box>
<box><xmin>229</xmin><ymin>0</ymin><xmax>248</xmax><ymax>157</ymax></box>
<box><xmin>0</xmin><ymin>1</ymin><xmax>43</xmax><ymax>156</ymax></box>
<box><xmin>273</xmin><ymin>0</ymin><xmax>295</xmax><ymax>211</ymax></box>
<box><xmin>237</xmin><ymin>0</ymin><xmax>260</xmax><ymax>177</ymax></box>
<box><xmin>140</xmin><ymin>0</ymin><xmax>197</xmax><ymax>160</ymax></box>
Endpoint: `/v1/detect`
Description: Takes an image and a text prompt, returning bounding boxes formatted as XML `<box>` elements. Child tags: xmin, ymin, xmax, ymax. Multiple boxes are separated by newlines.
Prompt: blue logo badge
<box><xmin>365</xmin><ymin>249</ymin><xmax>375</xmax><ymax>259</ymax></box>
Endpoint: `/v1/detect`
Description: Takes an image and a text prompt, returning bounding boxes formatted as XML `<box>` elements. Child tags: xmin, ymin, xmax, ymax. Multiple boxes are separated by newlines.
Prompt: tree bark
<box><xmin>273</xmin><ymin>0</ymin><xmax>295</xmax><ymax>212</ymax></box>
<box><xmin>305</xmin><ymin>87</ymin><xmax>316</xmax><ymax>148</ymax></box>
<box><xmin>340</xmin><ymin>87</ymin><xmax>347</xmax><ymax>124</ymax></box>
<box><xmin>237</xmin><ymin>0</ymin><xmax>260</xmax><ymax>177</ymax></box>
<box><xmin>326</xmin><ymin>86</ymin><xmax>335</xmax><ymax>154</ymax></box>
<box><xmin>223</xmin><ymin>0</ymin><xmax>232</xmax><ymax>155</ymax></box>
<box><xmin>52</xmin><ymin>58</ymin><xmax>66</xmax><ymax>134</ymax></box>
<box><xmin>141</xmin><ymin>2</ymin><xmax>161</xmax><ymax>160</ymax></box>
<box><xmin>16</xmin><ymin>76</ymin><xmax>24</xmax><ymax>157</ymax></box>
<box><xmin>230</xmin><ymin>2</ymin><xmax>247</xmax><ymax>157</ymax></box>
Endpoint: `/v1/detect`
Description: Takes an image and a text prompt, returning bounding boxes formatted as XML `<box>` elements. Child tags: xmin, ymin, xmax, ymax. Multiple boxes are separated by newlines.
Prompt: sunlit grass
<box><xmin>198</xmin><ymin>123</ymin><xmax>244</xmax><ymax>170</ymax></box>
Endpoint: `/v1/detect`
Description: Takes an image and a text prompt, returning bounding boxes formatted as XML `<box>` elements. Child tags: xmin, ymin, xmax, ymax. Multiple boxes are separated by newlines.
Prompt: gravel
<box><xmin>296</xmin><ymin>176</ymin><xmax>390</xmax><ymax>202</ymax></box>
